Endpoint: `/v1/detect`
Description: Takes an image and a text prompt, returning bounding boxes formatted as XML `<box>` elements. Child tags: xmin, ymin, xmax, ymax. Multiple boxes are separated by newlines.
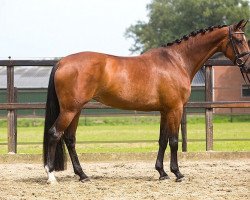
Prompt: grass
<box><xmin>0</xmin><ymin>115</ymin><xmax>249</xmax><ymax>154</ymax></box>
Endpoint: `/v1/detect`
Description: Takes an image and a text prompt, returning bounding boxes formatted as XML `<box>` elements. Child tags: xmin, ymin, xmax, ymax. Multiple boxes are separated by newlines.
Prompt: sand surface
<box><xmin>0</xmin><ymin>159</ymin><xmax>249</xmax><ymax>200</ymax></box>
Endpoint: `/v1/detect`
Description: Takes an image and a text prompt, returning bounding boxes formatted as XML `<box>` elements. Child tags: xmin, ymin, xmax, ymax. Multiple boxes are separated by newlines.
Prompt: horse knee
<box><xmin>158</xmin><ymin>138</ymin><xmax>167</xmax><ymax>148</ymax></box>
<box><xmin>169</xmin><ymin>136</ymin><xmax>178</xmax><ymax>151</ymax></box>
<box><xmin>64</xmin><ymin>137</ymin><xmax>76</xmax><ymax>149</ymax></box>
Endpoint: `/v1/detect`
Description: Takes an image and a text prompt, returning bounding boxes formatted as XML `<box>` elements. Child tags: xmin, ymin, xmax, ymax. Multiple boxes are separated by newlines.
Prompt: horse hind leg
<box><xmin>63</xmin><ymin>111</ymin><xmax>89</xmax><ymax>182</ymax></box>
<box><xmin>45</xmin><ymin>110</ymin><xmax>78</xmax><ymax>184</ymax></box>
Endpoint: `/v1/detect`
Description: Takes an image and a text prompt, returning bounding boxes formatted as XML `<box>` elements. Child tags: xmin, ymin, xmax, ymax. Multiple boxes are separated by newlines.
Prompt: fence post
<box><xmin>205</xmin><ymin>65</ymin><xmax>213</xmax><ymax>151</ymax></box>
<box><xmin>7</xmin><ymin>64</ymin><xmax>17</xmax><ymax>154</ymax></box>
<box><xmin>181</xmin><ymin>107</ymin><xmax>187</xmax><ymax>152</ymax></box>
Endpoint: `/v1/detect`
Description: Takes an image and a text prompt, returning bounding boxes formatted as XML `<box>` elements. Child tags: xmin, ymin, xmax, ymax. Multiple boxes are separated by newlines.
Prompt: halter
<box><xmin>228</xmin><ymin>26</ymin><xmax>250</xmax><ymax>84</ymax></box>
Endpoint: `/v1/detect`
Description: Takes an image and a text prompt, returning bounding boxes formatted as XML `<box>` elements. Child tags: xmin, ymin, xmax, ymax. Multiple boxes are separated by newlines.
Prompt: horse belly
<box><xmin>96</xmin><ymin>89</ymin><xmax>160</xmax><ymax>111</ymax></box>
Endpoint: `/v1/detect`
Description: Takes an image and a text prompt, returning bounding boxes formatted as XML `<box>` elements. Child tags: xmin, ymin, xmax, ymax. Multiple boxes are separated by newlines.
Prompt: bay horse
<box><xmin>44</xmin><ymin>20</ymin><xmax>250</xmax><ymax>183</ymax></box>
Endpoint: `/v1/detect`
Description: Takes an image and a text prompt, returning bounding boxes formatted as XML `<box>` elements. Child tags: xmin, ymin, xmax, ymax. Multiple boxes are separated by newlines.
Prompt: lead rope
<box><xmin>246</xmin><ymin>73</ymin><xmax>250</xmax><ymax>85</ymax></box>
<box><xmin>240</xmin><ymin>68</ymin><xmax>250</xmax><ymax>89</ymax></box>
<box><xmin>240</xmin><ymin>53</ymin><xmax>250</xmax><ymax>86</ymax></box>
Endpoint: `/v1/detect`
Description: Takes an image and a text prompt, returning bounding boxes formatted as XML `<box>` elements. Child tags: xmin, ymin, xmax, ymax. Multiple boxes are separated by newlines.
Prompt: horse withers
<box><xmin>43</xmin><ymin>20</ymin><xmax>250</xmax><ymax>183</ymax></box>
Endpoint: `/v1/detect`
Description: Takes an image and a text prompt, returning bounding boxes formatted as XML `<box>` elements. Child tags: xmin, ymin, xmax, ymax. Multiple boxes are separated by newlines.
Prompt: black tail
<box><xmin>43</xmin><ymin>65</ymin><xmax>66</xmax><ymax>171</ymax></box>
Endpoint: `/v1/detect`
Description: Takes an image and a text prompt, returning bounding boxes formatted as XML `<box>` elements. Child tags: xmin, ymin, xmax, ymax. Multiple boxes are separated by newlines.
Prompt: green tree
<box><xmin>125</xmin><ymin>0</ymin><xmax>250</xmax><ymax>54</ymax></box>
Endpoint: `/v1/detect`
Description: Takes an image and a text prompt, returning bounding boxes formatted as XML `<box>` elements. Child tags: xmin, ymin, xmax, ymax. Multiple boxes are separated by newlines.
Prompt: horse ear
<box><xmin>241</xmin><ymin>20</ymin><xmax>248</xmax><ymax>30</ymax></box>
<box><xmin>234</xmin><ymin>19</ymin><xmax>245</xmax><ymax>30</ymax></box>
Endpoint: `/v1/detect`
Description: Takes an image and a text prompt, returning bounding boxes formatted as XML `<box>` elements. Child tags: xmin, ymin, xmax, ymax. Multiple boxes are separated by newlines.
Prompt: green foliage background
<box><xmin>125</xmin><ymin>0</ymin><xmax>250</xmax><ymax>54</ymax></box>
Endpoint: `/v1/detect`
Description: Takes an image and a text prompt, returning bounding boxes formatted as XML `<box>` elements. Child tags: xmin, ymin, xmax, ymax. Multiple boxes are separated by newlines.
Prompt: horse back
<box><xmin>55</xmin><ymin>51</ymin><xmax>190</xmax><ymax>111</ymax></box>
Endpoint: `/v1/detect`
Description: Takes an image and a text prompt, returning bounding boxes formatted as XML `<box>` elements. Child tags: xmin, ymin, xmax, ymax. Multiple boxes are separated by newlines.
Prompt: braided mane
<box><xmin>161</xmin><ymin>24</ymin><xmax>228</xmax><ymax>47</ymax></box>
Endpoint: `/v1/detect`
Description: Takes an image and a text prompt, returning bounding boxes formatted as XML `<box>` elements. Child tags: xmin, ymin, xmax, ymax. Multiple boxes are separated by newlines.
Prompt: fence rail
<box><xmin>1</xmin><ymin>101</ymin><xmax>250</xmax><ymax>110</ymax></box>
<box><xmin>0</xmin><ymin>59</ymin><xmax>250</xmax><ymax>153</ymax></box>
<box><xmin>0</xmin><ymin>58</ymin><xmax>235</xmax><ymax>67</ymax></box>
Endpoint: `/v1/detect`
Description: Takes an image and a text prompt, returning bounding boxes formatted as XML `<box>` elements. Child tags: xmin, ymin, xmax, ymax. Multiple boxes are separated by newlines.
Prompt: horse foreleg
<box><xmin>64</xmin><ymin>112</ymin><xmax>89</xmax><ymax>182</ymax></box>
<box><xmin>169</xmin><ymin>135</ymin><xmax>184</xmax><ymax>181</ymax></box>
<box><xmin>155</xmin><ymin>113</ymin><xmax>170</xmax><ymax>180</ymax></box>
<box><xmin>167</xmin><ymin>108</ymin><xmax>184</xmax><ymax>182</ymax></box>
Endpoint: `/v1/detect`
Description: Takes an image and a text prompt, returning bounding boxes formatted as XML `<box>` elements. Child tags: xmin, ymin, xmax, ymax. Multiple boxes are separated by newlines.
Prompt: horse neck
<box><xmin>177</xmin><ymin>27</ymin><xmax>228</xmax><ymax>81</ymax></box>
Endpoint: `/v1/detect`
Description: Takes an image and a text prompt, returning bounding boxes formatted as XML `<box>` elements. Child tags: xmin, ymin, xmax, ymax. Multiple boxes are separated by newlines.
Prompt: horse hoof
<box><xmin>80</xmin><ymin>177</ymin><xmax>90</xmax><ymax>183</ymax></box>
<box><xmin>159</xmin><ymin>175</ymin><xmax>170</xmax><ymax>180</ymax></box>
<box><xmin>47</xmin><ymin>179</ymin><xmax>58</xmax><ymax>185</ymax></box>
<box><xmin>175</xmin><ymin>176</ymin><xmax>185</xmax><ymax>182</ymax></box>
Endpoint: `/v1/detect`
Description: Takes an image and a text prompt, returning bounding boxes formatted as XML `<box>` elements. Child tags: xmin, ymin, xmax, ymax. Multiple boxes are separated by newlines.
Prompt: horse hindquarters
<box><xmin>43</xmin><ymin>65</ymin><xmax>83</xmax><ymax>183</ymax></box>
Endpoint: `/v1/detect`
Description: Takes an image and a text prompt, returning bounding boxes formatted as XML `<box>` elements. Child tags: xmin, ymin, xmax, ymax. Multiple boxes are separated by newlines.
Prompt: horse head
<box><xmin>223</xmin><ymin>20</ymin><xmax>250</xmax><ymax>75</ymax></box>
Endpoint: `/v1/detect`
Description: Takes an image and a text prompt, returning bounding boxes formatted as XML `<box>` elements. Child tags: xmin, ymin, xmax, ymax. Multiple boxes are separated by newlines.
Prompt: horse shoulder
<box><xmin>157</xmin><ymin>66</ymin><xmax>191</xmax><ymax>109</ymax></box>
